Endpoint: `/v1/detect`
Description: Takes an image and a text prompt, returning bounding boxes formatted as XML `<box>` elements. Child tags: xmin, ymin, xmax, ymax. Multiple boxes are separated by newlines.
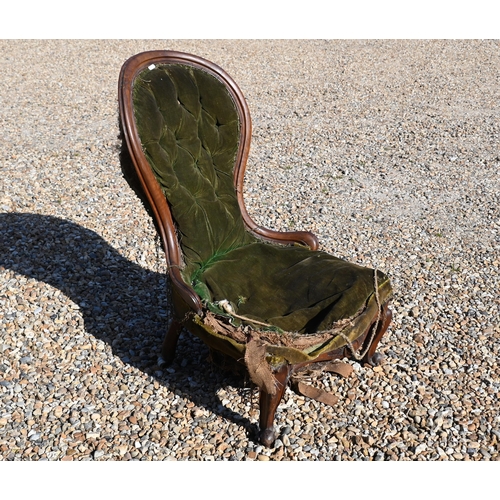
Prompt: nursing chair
<box><xmin>118</xmin><ymin>51</ymin><xmax>393</xmax><ymax>446</ymax></box>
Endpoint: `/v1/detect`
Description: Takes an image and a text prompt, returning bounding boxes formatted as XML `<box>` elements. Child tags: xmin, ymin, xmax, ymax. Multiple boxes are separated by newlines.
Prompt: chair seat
<box><xmin>190</xmin><ymin>241</ymin><xmax>391</xmax><ymax>335</ymax></box>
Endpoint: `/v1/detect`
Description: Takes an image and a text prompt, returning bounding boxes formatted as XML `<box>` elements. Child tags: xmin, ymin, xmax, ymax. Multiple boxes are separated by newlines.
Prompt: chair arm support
<box><xmin>250</xmin><ymin>225</ymin><xmax>319</xmax><ymax>250</ymax></box>
<box><xmin>168</xmin><ymin>266</ymin><xmax>203</xmax><ymax>315</ymax></box>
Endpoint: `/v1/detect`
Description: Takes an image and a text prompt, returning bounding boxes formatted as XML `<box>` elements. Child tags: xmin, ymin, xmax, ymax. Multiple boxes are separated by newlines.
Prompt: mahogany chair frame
<box><xmin>118</xmin><ymin>51</ymin><xmax>392</xmax><ymax>446</ymax></box>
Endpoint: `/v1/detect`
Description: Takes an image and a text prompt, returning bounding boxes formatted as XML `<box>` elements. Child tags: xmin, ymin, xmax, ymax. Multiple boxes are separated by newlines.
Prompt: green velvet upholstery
<box><xmin>133</xmin><ymin>64</ymin><xmax>254</xmax><ymax>282</ymax></box>
<box><xmin>194</xmin><ymin>243</ymin><xmax>391</xmax><ymax>334</ymax></box>
<box><xmin>132</xmin><ymin>63</ymin><xmax>391</xmax><ymax>342</ymax></box>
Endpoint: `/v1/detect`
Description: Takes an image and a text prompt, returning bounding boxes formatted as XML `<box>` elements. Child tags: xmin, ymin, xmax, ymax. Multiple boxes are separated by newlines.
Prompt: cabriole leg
<box><xmin>362</xmin><ymin>304</ymin><xmax>392</xmax><ymax>366</ymax></box>
<box><xmin>159</xmin><ymin>319</ymin><xmax>182</xmax><ymax>367</ymax></box>
<box><xmin>258</xmin><ymin>363</ymin><xmax>291</xmax><ymax>447</ymax></box>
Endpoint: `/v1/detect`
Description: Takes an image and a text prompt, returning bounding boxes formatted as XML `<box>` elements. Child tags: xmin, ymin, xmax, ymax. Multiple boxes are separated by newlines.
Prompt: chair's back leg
<box><xmin>258</xmin><ymin>363</ymin><xmax>291</xmax><ymax>447</ymax></box>
<box><xmin>159</xmin><ymin>319</ymin><xmax>183</xmax><ymax>366</ymax></box>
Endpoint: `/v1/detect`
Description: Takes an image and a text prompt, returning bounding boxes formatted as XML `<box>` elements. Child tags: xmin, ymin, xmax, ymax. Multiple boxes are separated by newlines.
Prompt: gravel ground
<box><xmin>1</xmin><ymin>39</ymin><xmax>499</xmax><ymax>461</ymax></box>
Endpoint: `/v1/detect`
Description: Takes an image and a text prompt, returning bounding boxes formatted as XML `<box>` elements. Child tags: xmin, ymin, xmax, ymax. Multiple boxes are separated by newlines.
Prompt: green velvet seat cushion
<box><xmin>191</xmin><ymin>241</ymin><xmax>391</xmax><ymax>334</ymax></box>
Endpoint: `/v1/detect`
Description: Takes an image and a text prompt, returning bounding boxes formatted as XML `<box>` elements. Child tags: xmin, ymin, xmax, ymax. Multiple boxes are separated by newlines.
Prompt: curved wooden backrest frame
<box><xmin>118</xmin><ymin>51</ymin><xmax>318</xmax><ymax>315</ymax></box>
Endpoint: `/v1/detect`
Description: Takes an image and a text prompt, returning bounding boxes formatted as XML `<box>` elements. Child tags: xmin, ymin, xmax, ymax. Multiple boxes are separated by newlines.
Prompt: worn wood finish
<box><xmin>362</xmin><ymin>305</ymin><xmax>393</xmax><ymax>366</ymax></box>
<box><xmin>259</xmin><ymin>363</ymin><xmax>291</xmax><ymax>447</ymax></box>
<box><xmin>118</xmin><ymin>51</ymin><xmax>392</xmax><ymax>447</ymax></box>
<box><xmin>160</xmin><ymin>319</ymin><xmax>182</xmax><ymax>367</ymax></box>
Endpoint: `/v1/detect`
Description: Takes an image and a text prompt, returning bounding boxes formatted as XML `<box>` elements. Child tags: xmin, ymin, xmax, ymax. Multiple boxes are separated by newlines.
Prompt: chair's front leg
<box><xmin>258</xmin><ymin>363</ymin><xmax>291</xmax><ymax>447</ymax></box>
<box><xmin>362</xmin><ymin>304</ymin><xmax>392</xmax><ymax>366</ymax></box>
<box><xmin>159</xmin><ymin>319</ymin><xmax>182</xmax><ymax>366</ymax></box>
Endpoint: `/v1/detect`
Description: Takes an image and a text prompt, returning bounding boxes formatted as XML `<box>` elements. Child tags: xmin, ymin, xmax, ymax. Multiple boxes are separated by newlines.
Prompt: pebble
<box><xmin>1</xmin><ymin>40</ymin><xmax>499</xmax><ymax>461</ymax></box>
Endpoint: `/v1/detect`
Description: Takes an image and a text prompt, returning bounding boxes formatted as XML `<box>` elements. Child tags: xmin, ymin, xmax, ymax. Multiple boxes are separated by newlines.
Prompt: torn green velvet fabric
<box><xmin>190</xmin><ymin>276</ymin><xmax>389</xmax><ymax>368</ymax></box>
<box><xmin>132</xmin><ymin>63</ymin><xmax>392</xmax><ymax>345</ymax></box>
<box><xmin>193</xmin><ymin>242</ymin><xmax>392</xmax><ymax>334</ymax></box>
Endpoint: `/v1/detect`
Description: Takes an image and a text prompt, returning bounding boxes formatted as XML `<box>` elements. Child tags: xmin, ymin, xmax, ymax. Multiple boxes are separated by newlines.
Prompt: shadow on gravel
<box><xmin>0</xmin><ymin>212</ymin><xmax>259</xmax><ymax>440</ymax></box>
